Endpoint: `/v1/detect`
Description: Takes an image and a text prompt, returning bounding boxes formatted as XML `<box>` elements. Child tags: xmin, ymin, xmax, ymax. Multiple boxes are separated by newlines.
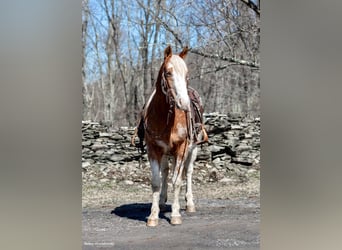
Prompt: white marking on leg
<box><xmin>159</xmin><ymin>156</ymin><xmax>169</xmax><ymax>208</ymax></box>
<box><xmin>185</xmin><ymin>146</ymin><xmax>198</xmax><ymax>211</ymax></box>
<box><xmin>149</xmin><ymin>159</ymin><xmax>160</xmax><ymax>221</ymax></box>
<box><xmin>171</xmin><ymin>176</ymin><xmax>182</xmax><ymax>218</ymax></box>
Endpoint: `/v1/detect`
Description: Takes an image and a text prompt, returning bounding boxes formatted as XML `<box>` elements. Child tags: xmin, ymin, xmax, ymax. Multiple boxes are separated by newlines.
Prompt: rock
<box><xmin>99</xmin><ymin>132</ymin><xmax>112</xmax><ymax>137</ymax></box>
<box><xmin>219</xmin><ymin>177</ymin><xmax>233</xmax><ymax>184</ymax></box>
<box><xmin>220</xmin><ymin>155</ymin><xmax>232</xmax><ymax>162</ymax></box>
<box><xmin>247</xmin><ymin>169</ymin><xmax>257</xmax><ymax>174</ymax></box>
<box><xmin>82</xmin><ymin>113</ymin><xmax>260</xmax><ymax>185</ymax></box>
<box><xmin>209</xmin><ymin>145</ymin><xmax>225</xmax><ymax>153</ymax></box>
<box><xmin>212</xmin><ymin>153</ymin><xmax>225</xmax><ymax>160</ymax></box>
<box><xmin>82</xmin><ymin>162</ymin><xmax>91</xmax><ymax>169</ymax></box>
<box><xmin>235</xmin><ymin>144</ymin><xmax>252</xmax><ymax>153</ymax></box>
<box><xmin>91</xmin><ymin>143</ymin><xmax>108</xmax><ymax>150</ymax></box>
<box><xmin>123</xmin><ymin>180</ymin><xmax>134</xmax><ymax>185</ymax></box>
<box><xmin>82</xmin><ymin>147</ymin><xmax>90</xmax><ymax>153</ymax></box>
<box><xmin>231</xmin><ymin>124</ymin><xmax>242</xmax><ymax>130</ymax></box>
<box><xmin>82</xmin><ymin>140</ymin><xmax>92</xmax><ymax>146</ymax></box>
<box><xmin>244</xmin><ymin>133</ymin><xmax>252</xmax><ymax>139</ymax></box>
<box><xmin>111</xmin><ymin>134</ymin><xmax>124</xmax><ymax>140</ymax></box>
<box><xmin>109</xmin><ymin>155</ymin><xmax>125</xmax><ymax>162</ymax></box>
<box><xmin>212</xmin><ymin>158</ymin><xmax>222</xmax><ymax>164</ymax></box>
<box><xmin>196</xmin><ymin>149</ymin><xmax>211</xmax><ymax>161</ymax></box>
<box><xmin>231</xmin><ymin>156</ymin><xmax>253</xmax><ymax>166</ymax></box>
<box><xmin>95</xmin><ymin>150</ymin><xmax>105</xmax><ymax>156</ymax></box>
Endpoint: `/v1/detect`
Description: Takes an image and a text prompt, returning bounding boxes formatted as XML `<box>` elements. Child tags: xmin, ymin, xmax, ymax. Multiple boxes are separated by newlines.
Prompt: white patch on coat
<box><xmin>177</xmin><ymin>123</ymin><xmax>187</xmax><ymax>138</ymax></box>
<box><xmin>156</xmin><ymin>140</ymin><xmax>169</xmax><ymax>153</ymax></box>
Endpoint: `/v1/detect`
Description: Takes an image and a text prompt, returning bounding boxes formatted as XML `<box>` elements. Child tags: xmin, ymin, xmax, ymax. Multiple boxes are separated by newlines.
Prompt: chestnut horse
<box><xmin>143</xmin><ymin>46</ymin><xmax>197</xmax><ymax>226</ymax></box>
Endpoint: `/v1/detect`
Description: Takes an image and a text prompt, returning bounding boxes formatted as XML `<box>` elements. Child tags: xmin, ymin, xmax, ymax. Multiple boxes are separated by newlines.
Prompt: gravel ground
<box><xmin>82</xmin><ymin>163</ymin><xmax>260</xmax><ymax>249</ymax></box>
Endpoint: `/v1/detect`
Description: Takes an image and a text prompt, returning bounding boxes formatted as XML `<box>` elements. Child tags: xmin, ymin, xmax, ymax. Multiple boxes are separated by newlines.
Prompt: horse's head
<box><xmin>161</xmin><ymin>45</ymin><xmax>190</xmax><ymax>112</ymax></box>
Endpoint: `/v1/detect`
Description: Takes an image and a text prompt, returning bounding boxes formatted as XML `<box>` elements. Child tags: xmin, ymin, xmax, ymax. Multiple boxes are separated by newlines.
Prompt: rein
<box><xmin>172</xmin><ymin>109</ymin><xmax>193</xmax><ymax>185</ymax></box>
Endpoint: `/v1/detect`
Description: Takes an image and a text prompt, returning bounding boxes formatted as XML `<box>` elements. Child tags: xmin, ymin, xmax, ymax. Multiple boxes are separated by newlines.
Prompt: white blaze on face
<box><xmin>174</xmin><ymin>73</ymin><xmax>190</xmax><ymax>110</ymax></box>
<box><xmin>168</xmin><ymin>56</ymin><xmax>190</xmax><ymax>111</ymax></box>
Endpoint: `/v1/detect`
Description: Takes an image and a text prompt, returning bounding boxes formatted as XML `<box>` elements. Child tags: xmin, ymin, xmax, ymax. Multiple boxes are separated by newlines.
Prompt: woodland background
<box><xmin>82</xmin><ymin>0</ymin><xmax>260</xmax><ymax>127</ymax></box>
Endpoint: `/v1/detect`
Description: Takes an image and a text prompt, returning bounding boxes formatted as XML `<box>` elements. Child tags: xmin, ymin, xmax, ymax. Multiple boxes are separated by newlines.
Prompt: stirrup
<box><xmin>195</xmin><ymin>127</ymin><xmax>208</xmax><ymax>145</ymax></box>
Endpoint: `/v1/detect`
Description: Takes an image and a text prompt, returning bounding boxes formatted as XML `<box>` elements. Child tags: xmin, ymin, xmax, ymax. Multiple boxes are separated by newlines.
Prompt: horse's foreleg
<box><xmin>147</xmin><ymin>159</ymin><xmax>161</xmax><ymax>227</ymax></box>
<box><xmin>185</xmin><ymin>146</ymin><xmax>198</xmax><ymax>212</ymax></box>
<box><xmin>171</xmin><ymin>174</ymin><xmax>182</xmax><ymax>225</ymax></box>
<box><xmin>170</xmin><ymin>155</ymin><xmax>186</xmax><ymax>225</ymax></box>
<box><xmin>159</xmin><ymin>156</ymin><xmax>169</xmax><ymax>212</ymax></box>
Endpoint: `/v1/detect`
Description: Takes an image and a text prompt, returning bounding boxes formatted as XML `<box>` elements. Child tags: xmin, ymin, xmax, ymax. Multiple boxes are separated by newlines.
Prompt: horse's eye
<box><xmin>165</xmin><ymin>71</ymin><xmax>172</xmax><ymax>77</ymax></box>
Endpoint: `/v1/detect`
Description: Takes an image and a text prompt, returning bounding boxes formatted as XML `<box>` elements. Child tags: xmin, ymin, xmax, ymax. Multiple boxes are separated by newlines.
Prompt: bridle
<box><xmin>144</xmin><ymin>64</ymin><xmax>193</xmax><ymax>143</ymax></box>
<box><xmin>160</xmin><ymin>71</ymin><xmax>176</xmax><ymax>108</ymax></box>
<box><xmin>160</xmin><ymin>68</ymin><xmax>193</xmax><ymax>142</ymax></box>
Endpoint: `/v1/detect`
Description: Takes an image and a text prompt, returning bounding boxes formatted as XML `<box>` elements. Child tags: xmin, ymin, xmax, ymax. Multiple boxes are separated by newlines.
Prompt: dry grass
<box><xmin>82</xmin><ymin>169</ymin><xmax>259</xmax><ymax>208</ymax></box>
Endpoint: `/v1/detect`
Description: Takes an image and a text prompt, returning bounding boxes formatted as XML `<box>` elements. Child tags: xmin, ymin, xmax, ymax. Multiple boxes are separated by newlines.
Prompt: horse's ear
<box><xmin>164</xmin><ymin>45</ymin><xmax>172</xmax><ymax>60</ymax></box>
<box><xmin>179</xmin><ymin>46</ymin><xmax>189</xmax><ymax>59</ymax></box>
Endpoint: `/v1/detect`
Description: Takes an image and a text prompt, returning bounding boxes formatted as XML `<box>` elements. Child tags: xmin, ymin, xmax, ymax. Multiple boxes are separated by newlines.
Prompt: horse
<box><xmin>143</xmin><ymin>45</ymin><xmax>198</xmax><ymax>226</ymax></box>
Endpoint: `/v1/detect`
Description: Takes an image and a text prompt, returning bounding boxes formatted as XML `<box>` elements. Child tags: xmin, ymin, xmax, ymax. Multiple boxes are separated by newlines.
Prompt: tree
<box><xmin>81</xmin><ymin>0</ymin><xmax>260</xmax><ymax>125</ymax></box>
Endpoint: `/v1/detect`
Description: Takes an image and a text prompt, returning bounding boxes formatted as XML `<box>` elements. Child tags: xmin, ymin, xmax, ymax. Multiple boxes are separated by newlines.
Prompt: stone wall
<box><xmin>82</xmin><ymin>113</ymin><xmax>260</xmax><ymax>168</ymax></box>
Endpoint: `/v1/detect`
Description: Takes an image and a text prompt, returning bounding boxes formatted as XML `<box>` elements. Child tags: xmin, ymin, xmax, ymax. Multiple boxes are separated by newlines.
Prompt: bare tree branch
<box><xmin>82</xmin><ymin>0</ymin><xmax>260</xmax><ymax>122</ymax></box>
<box><xmin>190</xmin><ymin>48</ymin><xmax>259</xmax><ymax>68</ymax></box>
<box><xmin>239</xmin><ymin>0</ymin><xmax>260</xmax><ymax>16</ymax></box>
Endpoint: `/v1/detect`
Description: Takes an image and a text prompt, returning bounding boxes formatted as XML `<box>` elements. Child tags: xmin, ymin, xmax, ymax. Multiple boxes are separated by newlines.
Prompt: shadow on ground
<box><xmin>111</xmin><ymin>203</ymin><xmax>172</xmax><ymax>224</ymax></box>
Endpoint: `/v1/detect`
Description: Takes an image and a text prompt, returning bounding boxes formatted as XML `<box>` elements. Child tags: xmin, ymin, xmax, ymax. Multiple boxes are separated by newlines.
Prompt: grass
<box><xmin>82</xmin><ymin>169</ymin><xmax>260</xmax><ymax>208</ymax></box>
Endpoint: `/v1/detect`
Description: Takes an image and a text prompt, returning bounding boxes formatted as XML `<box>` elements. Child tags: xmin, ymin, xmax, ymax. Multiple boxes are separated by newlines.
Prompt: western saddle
<box><xmin>131</xmin><ymin>87</ymin><xmax>208</xmax><ymax>153</ymax></box>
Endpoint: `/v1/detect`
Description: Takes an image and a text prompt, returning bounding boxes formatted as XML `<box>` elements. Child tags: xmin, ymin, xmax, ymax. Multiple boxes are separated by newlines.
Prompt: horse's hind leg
<box><xmin>147</xmin><ymin>158</ymin><xmax>161</xmax><ymax>227</ymax></box>
<box><xmin>159</xmin><ymin>156</ymin><xmax>169</xmax><ymax>212</ymax></box>
<box><xmin>185</xmin><ymin>146</ymin><xmax>198</xmax><ymax>212</ymax></box>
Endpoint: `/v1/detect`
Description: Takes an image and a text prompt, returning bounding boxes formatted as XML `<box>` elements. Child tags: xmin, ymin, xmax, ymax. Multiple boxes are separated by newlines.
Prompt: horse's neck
<box><xmin>151</xmin><ymin>88</ymin><xmax>172</xmax><ymax>119</ymax></box>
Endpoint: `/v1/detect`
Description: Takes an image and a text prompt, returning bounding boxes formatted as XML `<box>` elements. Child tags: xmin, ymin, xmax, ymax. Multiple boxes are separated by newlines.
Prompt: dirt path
<box><xmin>82</xmin><ymin>163</ymin><xmax>260</xmax><ymax>250</ymax></box>
<box><xmin>82</xmin><ymin>196</ymin><xmax>259</xmax><ymax>250</ymax></box>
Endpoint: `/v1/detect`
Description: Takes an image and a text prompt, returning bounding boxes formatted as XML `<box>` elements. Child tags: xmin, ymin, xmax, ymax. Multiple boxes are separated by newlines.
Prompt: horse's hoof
<box><xmin>171</xmin><ymin>216</ymin><xmax>182</xmax><ymax>225</ymax></box>
<box><xmin>186</xmin><ymin>205</ymin><xmax>196</xmax><ymax>213</ymax></box>
<box><xmin>159</xmin><ymin>204</ymin><xmax>167</xmax><ymax>212</ymax></box>
<box><xmin>146</xmin><ymin>218</ymin><xmax>158</xmax><ymax>227</ymax></box>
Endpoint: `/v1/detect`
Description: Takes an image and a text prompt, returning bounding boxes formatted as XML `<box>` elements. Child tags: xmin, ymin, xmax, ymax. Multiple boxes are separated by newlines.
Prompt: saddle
<box><xmin>131</xmin><ymin>87</ymin><xmax>208</xmax><ymax>153</ymax></box>
<box><xmin>187</xmin><ymin>87</ymin><xmax>208</xmax><ymax>143</ymax></box>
